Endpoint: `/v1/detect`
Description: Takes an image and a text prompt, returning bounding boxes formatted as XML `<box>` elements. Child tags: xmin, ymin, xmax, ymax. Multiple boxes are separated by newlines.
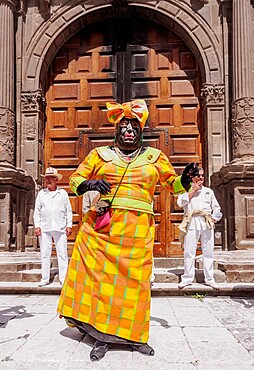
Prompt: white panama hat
<box><xmin>42</xmin><ymin>167</ymin><xmax>63</xmax><ymax>181</ymax></box>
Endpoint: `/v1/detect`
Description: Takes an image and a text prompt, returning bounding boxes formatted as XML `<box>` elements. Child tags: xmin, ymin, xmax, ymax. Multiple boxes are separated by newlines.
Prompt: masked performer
<box><xmin>57</xmin><ymin>99</ymin><xmax>198</xmax><ymax>361</ymax></box>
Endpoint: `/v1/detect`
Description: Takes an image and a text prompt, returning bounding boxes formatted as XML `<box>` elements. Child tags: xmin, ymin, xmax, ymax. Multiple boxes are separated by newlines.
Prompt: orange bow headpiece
<box><xmin>106</xmin><ymin>99</ymin><xmax>149</xmax><ymax>129</ymax></box>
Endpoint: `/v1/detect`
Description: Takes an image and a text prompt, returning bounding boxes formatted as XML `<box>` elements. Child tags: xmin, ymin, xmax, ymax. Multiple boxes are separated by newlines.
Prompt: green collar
<box><xmin>97</xmin><ymin>146</ymin><xmax>161</xmax><ymax>168</ymax></box>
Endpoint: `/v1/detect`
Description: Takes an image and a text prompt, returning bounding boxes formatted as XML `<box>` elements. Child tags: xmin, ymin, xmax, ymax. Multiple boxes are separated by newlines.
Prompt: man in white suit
<box><xmin>177</xmin><ymin>167</ymin><xmax>222</xmax><ymax>289</ymax></box>
<box><xmin>34</xmin><ymin>167</ymin><xmax>72</xmax><ymax>286</ymax></box>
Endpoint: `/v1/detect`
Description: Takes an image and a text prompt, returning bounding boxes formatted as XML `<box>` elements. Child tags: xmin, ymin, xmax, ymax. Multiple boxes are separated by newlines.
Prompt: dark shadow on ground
<box><xmin>150</xmin><ymin>316</ymin><xmax>170</xmax><ymax>328</ymax></box>
<box><xmin>231</xmin><ymin>297</ymin><xmax>254</xmax><ymax>308</ymax></box>
<box><xmin>0</xmin><ymin>305</ymin><xmax>34</xmax><ymax>328</ymax></box>
<box><xmin>60</xmin><ymin>328</ymin><xmax>134</xmax><ymax>357</ymax></box>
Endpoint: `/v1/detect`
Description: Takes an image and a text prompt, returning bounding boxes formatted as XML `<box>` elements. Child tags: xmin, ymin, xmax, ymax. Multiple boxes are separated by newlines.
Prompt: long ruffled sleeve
<box><xmin>155</xmin><ymin>152</ymin><xmax>187</xmax><ymax>195</ymax></box>
<box><xmin>69</xmin><ymin>149</ymin><xmax>103</xmax><ymax>195</ymax></box>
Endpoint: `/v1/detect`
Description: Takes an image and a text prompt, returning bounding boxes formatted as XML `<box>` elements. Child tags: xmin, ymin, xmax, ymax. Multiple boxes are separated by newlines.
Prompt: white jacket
<box><xmin>33</xmin><ymin>188</ymin><xmax>72</xmax><ymax>232</ymax></box>
<box><xmin>177</xmin><ymin>186</ymin><xmax>221</xmax><ymax>230</ymax></box>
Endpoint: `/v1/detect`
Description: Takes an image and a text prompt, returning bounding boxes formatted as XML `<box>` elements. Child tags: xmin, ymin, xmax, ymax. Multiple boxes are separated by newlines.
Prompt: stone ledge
<box><xmin>151</xmin><ymin>282</ymin><xmax>254</xmax><ymax>297</ymax></box>
<box><xmin>1</xmin><ymin>282</ymin><xmax>254</xmax><ymax>297</ymax></box>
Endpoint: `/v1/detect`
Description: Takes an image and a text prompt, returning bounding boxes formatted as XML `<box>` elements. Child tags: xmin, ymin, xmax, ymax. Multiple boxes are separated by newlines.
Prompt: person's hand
<box><xmin>66</xmin><ymin>227</ymin><xmax>72</xmax><ymax>237</ymax></box>
<box><xmin>192</xmin><ymin>180</ymin><xmax>202</xmax><ymax>192</ymax></box>
<box><xmin>183</xmin><ymin>162</ymin><xmax>199</xmax><ymax>179</ymax></box>
<box><xmin>35</xmin><ymin>227</ymin><xmax>41</xmax><ymax>237</ymax></box>
<box><xmin>181</xmin><ymin>162</ymin><xmax>199</xmax><ymax>189</ymax></box>
<box><xmin>78</xmin><ymin>179</ymin><xmax>112</xmax><ymax>195</ymax></box>
<box><xmin>87</xmin><ymin>180</ymin><xmax>112</xmax><ymax>195</ymax></box>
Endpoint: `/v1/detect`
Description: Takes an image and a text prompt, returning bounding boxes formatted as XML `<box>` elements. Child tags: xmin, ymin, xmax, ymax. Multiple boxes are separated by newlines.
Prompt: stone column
<box><xmin>232</xmin><ymin>0</ymin><xmax>251</xmax><ymax>101</ymax></box>
<box><xmin>0</xmin><ymin>0</ymin><xmax>17</xmax><ymax>167</ymax></box>
<box><xmin>201</xmin><ymin>83</ymin><xmax>225</xmax><ymax>251</ymax></box>
<box><xmin>229</xmin><ymin>0</ymin><xmax>254</xmax><ymax>250</ymax></box>
<box><xmin>214</xmin><ymin>0</ymin><xmax>254</xmax><ymax>253</ymax></box>
<box><xmin>21</xmin><ymin>89</ymin><xmax>46</xmax><ymax>251</ymax></box>
<box><xmin>231</xmin><ymin>0</ymin><xmax>254</xmax><ymax>162</ymax></box>
<box><xmin>0</xmin><ymin>0</ymin><xmax>35</xmax><ymax>252</ymax></box>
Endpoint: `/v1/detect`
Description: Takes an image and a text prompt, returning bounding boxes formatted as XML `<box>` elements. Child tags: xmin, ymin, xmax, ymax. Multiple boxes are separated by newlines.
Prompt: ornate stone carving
<box><xmin>201</xmin><ymin>83</ymin><xmax>225</xmax><ymax>104</ymax></box>
<box><xmin>21</xmin><ymin>90</ymin><xmax>46</xmax><ymax>112</ymax></box>
<box><xmin>232</xmin><ymin>97</ymin><xmax>254</xmax><ymax>160</ymax></box>
<box><xmin>26</xmin><ymin>117</ymin><xmax>36</xmax><ymax>140</ymax></box>
<box><xmin>0</xmin><ymin>0</ymin><xmax>19</xmax><ymax>11</ymax></box>
<box><xmin>0</xmin><ymin>107</ymin><xmax>15</xmax><ymax>165</ymax></box>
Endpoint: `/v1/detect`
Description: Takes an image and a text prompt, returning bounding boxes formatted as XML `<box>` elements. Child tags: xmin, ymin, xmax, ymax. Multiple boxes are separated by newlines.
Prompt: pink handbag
<box><xmin>93</xmin><ymin>163</ymin><xmax>130</xmax><ymax>231</ymax></box>
<box><xmin>94</xmin><ymin>210</ymin><xmax>111</xmax><ymax>230</ymax></box>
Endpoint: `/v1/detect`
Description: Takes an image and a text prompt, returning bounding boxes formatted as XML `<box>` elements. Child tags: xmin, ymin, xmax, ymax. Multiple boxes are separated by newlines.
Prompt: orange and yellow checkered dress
<box><xmin>57</xmin><ymin>147</ymin><xmax>184</xmax><ymax>343</ymax></box>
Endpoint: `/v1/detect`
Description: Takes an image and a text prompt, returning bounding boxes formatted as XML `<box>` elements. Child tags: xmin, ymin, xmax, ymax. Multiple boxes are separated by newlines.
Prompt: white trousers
<box><xmin>39</xmin><ymin>230</ymin><xmax>68</xmax><ymax>284</ymax></box>
<box><xmin>181</xmin><ymin>228</ymin><xmax>215</xmax><ymax>284</ymax></box>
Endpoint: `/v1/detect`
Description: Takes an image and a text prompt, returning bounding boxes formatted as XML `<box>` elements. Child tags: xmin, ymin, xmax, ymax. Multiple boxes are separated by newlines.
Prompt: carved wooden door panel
<box><xmin>45</xmin><ymin>18</ymin><xmax>201</xmax><ymax>256</ymax></box>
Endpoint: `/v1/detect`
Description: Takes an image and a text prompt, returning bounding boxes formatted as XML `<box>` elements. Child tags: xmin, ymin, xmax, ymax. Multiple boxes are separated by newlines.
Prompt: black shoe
<box><xmin>90</xmin><ymin>340</ymin><xmax>110</xmax><ymax>361</ymax></box>
<box><xmin>130</xmin><ymin>343</ymin><xmax>155</xmax><ymax>356</ymax></box>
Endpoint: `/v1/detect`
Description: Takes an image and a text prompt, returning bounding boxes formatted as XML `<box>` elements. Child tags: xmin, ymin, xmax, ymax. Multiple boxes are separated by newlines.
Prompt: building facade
<box><xmin>1</xmin><ymin>0</ymin><xmax>254</xmax><ymax>259</ymax></box>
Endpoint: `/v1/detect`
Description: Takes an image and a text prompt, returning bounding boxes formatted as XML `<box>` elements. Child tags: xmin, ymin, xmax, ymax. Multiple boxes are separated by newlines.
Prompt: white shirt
<box><xmin>177</xmin><ymin>186</ymin><xmax>222</xmax><ymax>230</ymax></box>
<box><xmin>33</xmin><ymin>188</ymin><xmax>72</xmax><ymax>232</ymax></box>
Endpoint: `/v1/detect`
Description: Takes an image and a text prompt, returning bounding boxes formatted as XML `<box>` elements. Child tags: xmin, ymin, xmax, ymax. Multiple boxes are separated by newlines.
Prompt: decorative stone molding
<box><xmin>190</xmin><ymin>0</ymin><xmax>209</xmax><ymax>6</ymax></box>
<box><xmin>25</xmin><ymin>117</ymin><xmax>36</xmax><ymax>140</ymax></box>
<box><xmin>232</xmin><ymin>97</ymin><xmax>254</xmax><ymax>160</ymax></box>
<box><xmin>200</xmin><ymin>83</ymin><xmax>225</xmax><ymax>105</ymax></box>
<box><xmin>0</xmin><ymin>0</ymin><xmax>19</xmax><ymax>11</ymax></box>
<box><xmin>21</xmin><ymin>90</ymin><xmax>46</xmax><ymax>112</ymax></box>
<box><xmin>0</xmin><ymin>107</ymin><xmax>15</xmax><ymax>165</ymax></box>
<box><xmin>23</xmin><ymin>0</ymin><xmax>222</xmax><ymax>91</ymax></box>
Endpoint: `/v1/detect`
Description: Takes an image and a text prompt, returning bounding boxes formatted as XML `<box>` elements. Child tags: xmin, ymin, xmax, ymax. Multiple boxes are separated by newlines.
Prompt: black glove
<box><xmin>181</xmin><ymin>162</ymin><xmax>199</xmax><ymax>190</ymax></box>
<box><xmin>77</xmin><ymin>179</ymin><xmax>112</xmax><ymax>196</ymax></box>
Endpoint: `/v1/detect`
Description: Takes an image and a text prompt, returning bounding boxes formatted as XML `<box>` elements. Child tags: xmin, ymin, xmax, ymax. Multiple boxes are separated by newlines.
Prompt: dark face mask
<box><xmin>115</xmin><ymin>118</ymin><xmax>142</xmax><ymax>151</ymax></box>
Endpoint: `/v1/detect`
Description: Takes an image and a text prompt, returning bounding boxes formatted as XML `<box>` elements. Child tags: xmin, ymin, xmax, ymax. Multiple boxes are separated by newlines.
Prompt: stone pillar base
<box><xmin>0</xmin><ymin>167</ymin><xmax>36</xmax><ymax>251</ymax></box>
<box><xmin>212</xmin><ymin>162</ymin><xmax>254</xmax><ymax>251</ymax></box>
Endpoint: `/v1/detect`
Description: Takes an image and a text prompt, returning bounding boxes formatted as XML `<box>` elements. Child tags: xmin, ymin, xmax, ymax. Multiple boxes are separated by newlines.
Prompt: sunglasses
<box><xmin>196</xmin><ymin>174</ymin><xmax>204</xmax><ymax>178</ymax></box>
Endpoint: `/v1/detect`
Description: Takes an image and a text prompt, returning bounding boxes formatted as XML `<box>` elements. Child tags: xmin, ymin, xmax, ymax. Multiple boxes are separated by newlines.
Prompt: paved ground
<box><xmin>0</xmin><ymin>294</ymin><xmax>254</xmax><ymax>370</ymax></box>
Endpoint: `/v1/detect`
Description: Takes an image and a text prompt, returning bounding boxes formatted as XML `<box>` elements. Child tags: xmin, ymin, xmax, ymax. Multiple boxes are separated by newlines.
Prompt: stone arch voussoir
<box><xmin>23</xmin><ymin>0</ymin><xmax>223</xmax><ymax>93</ymax></box>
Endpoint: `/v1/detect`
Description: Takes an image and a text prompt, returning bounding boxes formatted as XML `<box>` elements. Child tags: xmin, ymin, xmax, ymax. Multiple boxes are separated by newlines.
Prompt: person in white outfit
<box><xmin>34</xmin><ymin>167</ymin><xmax>73</xmax><ymax>287</ymax></box>
<box><xmin>177</xmin><ymin>167</ymin><xmax>222</xmax><ymax>289</ymax></box>
<box><xmin>82</xmin><ymin>190</ymin><xmax>100</xmax><ymax>214</ymax></box>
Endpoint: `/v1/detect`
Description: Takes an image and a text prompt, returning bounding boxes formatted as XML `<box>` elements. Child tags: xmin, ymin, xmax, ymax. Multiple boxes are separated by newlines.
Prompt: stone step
<box><xmin>0</xmin><ymin>272</ymin><xmax>24</xmax><ymax>282</ymax></box>
<box><xmin>154</xmin><ymin>258</ymin><xmax>184</xmax><ymax>269</ymax></box>
<box><xmin>1</xmin><ymin>281</ymin><xmax>254</xmax><ymax>297</ymax></box>
<box><xmin>153</xmin><ymin>267</ymin><xmax>226</xmax><ymax>284</ymax></box>
<box><xmin>0</xmin><ymin>267</ymin><xmax>59</xmax><ymax>282</ymax></box>
<box><xmin>0</xmin><ymin>252</ymin><xmax>253</xmax><ymax>283</ymax></box>
<box><xmin>0</xmin><ymin>261</ymin><xmax>42</xmax><ymax>272</ymax></box>
<box><xmin>20</xmin><ymin>268</ymin><xmax>59</xmax><ymax>282</ymax></box>
<box><xmin>0</xmin><ymin>265</ymin><xmax>226</xmax><ymax>283</ymax></box>
<box><xmin>222</xmin><ymin>270</ymin><xmax>254</xmax><ymax>283</ymax></box>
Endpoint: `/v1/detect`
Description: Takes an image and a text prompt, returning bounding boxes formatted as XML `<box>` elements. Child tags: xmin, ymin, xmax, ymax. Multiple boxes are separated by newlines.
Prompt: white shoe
<box><xmin>38</xmin><ymin>280</ymin><xmax>49</xmax><ymax>287</ymax></box>
<box><xmin>178</xmin><ymin>281</ymin><xmax>192</xmax><ymax>289</ymax></box>
<box><xmin>206</xmin><ymin>281</ymin><xmax>219</xmax><ymax>289</ymax></box>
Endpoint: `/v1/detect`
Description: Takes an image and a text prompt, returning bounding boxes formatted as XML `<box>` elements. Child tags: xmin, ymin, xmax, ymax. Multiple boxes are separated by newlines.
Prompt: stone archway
<box><xmin>25</xmin><ymin>1</ymin><xmax>223</xmax><ymax>89</ymax></box>
<box><xmin>44</xmin><ymin>16</ymin><xmax>203</xmax><ymax>256</ymax></box>
<box><xmin>19</xmin><ymin>1</ymin><xmax>226</xmax><ymax>251</ymax></box>
<box><xmin>20</xmin><ymin>1</ymin><xmax>225</xmax><ymax>183</ymax></box>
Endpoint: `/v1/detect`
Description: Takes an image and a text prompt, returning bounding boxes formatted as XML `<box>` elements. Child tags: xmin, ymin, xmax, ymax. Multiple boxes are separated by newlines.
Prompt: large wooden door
<box><xmin>45</xmin><ymin>18</ymin><xmax>201</xmax><ymax>256</ymax></box>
